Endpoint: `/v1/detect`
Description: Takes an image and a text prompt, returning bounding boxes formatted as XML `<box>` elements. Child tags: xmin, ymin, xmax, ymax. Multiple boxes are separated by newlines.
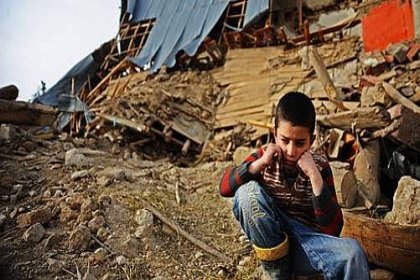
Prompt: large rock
<box><xmin>384</xmin><ymin>176</ymin><xmax>420</xmax><ymax>225</ymax></box>
<box><xmin>17</xmin><ymin>207</ymin><xmax>52</xmax><ymax>228</ymax></box>
<box><xmin>22</xmin><ymin>223</ymin><xmax>45</xmax><ymax>243</ymax></box>
<box><xmin>68</xmin><ymin>225</ymin><xmax>91</xmax><ymax>252</ymax></box>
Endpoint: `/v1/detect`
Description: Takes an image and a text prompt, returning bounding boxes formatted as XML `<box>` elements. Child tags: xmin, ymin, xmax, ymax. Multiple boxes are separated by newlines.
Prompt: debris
<box><xmin>0</xmin><ymin>84</ymin><xmax>19</xmax><ymax>100</ymax></box>
<box><xmin>138</xmin><ymin>197</ymin><xmax>232</xmax><ymax>263</ymax></box>
<box><xmin>68</xmin><ymin>225</ymin><xmax>91</xmax><ymax>252</ymax></box>
<box><xmin>22</xmin><ymin>223</ymin><xmax>45</xmax><ymax>243</ymax></box>
<box><xmin>17</xmin><ymin>207</ymin><xmax>52</xmax><ymax>228</ymax></box>
<box><xmin>330</xmin><ymin>161</ymin><xmax>357</xmax><ymax>208</ymax></box>
<box><xmin>384</xmin><ymin>176</ymin><xmax>420</xmax><ymax>225</ymax></box>
<box><xmin>0</xmin><ymin>99</ymin><xmax>56</xmax><ymax>126</ymax></box>
<box><xmin>353</xmin><ymin>140</ymin><xmax>381</xmax><ymax>208</ymax></box>
<box><xmin>71</xmin><ymin>170</ymin><xmax>90</xmax><ymax>181</ymax></box>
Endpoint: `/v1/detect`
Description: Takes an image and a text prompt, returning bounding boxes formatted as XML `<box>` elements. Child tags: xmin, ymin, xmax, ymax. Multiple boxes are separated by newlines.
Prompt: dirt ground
<box><xmin>0</xmin><ymin>133</ymin><xmax>263</xmax><ymax>280</ymax></box>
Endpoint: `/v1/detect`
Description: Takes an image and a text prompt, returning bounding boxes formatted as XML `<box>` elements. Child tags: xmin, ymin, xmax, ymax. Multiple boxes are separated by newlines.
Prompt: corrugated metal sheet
<box><xmin>128</xmin><ymin>0</ymin><xmax>269</xmax><ymax>72</ymax></box>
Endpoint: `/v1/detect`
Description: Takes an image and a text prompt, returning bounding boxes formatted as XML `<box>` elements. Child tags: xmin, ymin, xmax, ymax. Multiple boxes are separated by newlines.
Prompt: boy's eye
<box><xmin>296</xmin><ymin>142</ymin><xmax>305</xmax><ymax>147</ymax></box>
<box><xmin>281</xmin><ymin>139</ymin><xmax>289</xmax><ymax>144</ymax></box>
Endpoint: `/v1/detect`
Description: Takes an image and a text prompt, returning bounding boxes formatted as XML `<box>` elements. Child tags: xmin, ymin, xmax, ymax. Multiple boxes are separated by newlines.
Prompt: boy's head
<box><xmin>273</xmin><ymin>91</ymin><xmax>316</xmax><ymax>166</ymax></box>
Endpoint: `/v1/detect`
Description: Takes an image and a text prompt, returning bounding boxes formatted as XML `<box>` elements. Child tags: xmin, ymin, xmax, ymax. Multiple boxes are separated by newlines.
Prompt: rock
<box><xmin>89</xmin><ymin>248</ymin><xmax>108</xmax><ymax>265</ymax></box>
<box><xmin>0</xmin><ymin>213</ymin><xmax>6</xmax><ymax>227</ymax></box>
<box><xmin>134</xmin><ymin>209</ymin><xmax>154</xmax><ymax>227</ymax></box>
<box><xmin>81</xmin><ymin>198</ymin><xmax>99</xmax><ymax>214</ymax></box>
<box><xmin>0</xmin><ymin>124</ymin><xmax>17</xmax><ymax>141</ymax></box>
<box><xmin>121</xmin><ymin>237</ymin><xmax>142</xmax><ymax>257</ymax></box>
<box><xmin>387</xmin><ymin>43</ymin><xmax>409</xmax><ymax>64</ymax></box>
<box><xmin>134</xmin><ymin>225</ymin><xmax>153</xmax><ymax>239</ymax></box>
<box><xmin>65</xmin><ymin>195</ymin><xmax>84</xmax><ymax>210</ymax></box>
<box><xmin>96</xmin><ymin>227</ymin><xmax>110</xmax><ymax>242</ymax></box>
<box><xmin>65</xmin><ymin>149</ymin><xmax>91</xmax><ymax>168</ymax></box>
<box><xmin>71</xmin><ymin>170</ymin><xmax>90</xmax><ymax>181</ymax></box>
<box><xmin>17</xmin><ymin>207</ymin><xmax>52</xmax><ymax>228</ymax></box>
<box><xmin>68</xmin><ymin>225</ymin><xmax>91</xmax><ymax>252</ymax></box>
<box><xmin>195</xmin><ymin>251</ymin><xmax>204</xmax><ymax>259</ymax></box>
<box><xmin>9</xmin><ymin>208</ymin><xmax>18</xmax><ymax>219</ymax></box>
<box><xmin>59</xmin><ymin>205</ymin><xmax>79</xmax><ymax>224</ymax></box>
<box><xmin>97</xmin><ymin>177</ymin><xmax>112</xmax><ymax>187</ymax></box>
<box><xmin>47</xmin><ymin>257</ymin><xmax>65</xmax><ymax>273</ymax></box>
<box><xmin>370</xmin><ymin>268</ymin><xmax>397</xmax><ymax>280</ymax></box>
<box><xmin>22</xmin><ymin>223</ymin><xmax>45</xmax><ymax>243</ymax></box>
<box><xmin>12</xmin><ymin>184</ymin><xmax>23</xmax><ymax>194</ymax></box>
<box><xmin>217</xmin><ymin>269</ymin><xmax>227</xmax><ymax>278</ymax></box>
<box><xmin>116</xmin><ymin>255</ymin><xmax>128</xmax><ymax>265</ymax></box>
<box><xmin>88</xmin><ymin>215</ymin><xmax>106</xmax><ymax>234</ymax></box>
<box><xmin>28</xmin><ymin>190</ymin><xmax>37</xmax><ymax>197</ymax></box>
<box><xmin>384</xmin><ymin>176</ymin><xmax>420</xmax><ymax>225</ymax></box>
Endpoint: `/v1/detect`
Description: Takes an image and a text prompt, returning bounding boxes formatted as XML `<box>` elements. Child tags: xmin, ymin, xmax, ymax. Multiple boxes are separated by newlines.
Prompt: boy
<box><xmin>220</xmin><ymin>92</ymin><xmax>370</xmax><ymax>280</ymax></box>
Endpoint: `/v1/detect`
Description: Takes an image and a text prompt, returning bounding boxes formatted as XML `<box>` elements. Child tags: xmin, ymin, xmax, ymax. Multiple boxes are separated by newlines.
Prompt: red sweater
<box><xmin>220</xmin><ymin>148</ymin><xmax>343</xmax><ymax>236</ymax></box>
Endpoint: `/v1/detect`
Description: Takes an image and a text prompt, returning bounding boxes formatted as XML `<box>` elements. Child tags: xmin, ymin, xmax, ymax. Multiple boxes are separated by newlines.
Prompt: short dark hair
<box><xmin>274</xmin><ymin>91</ymin><xmax>315</xmax><ymax>134</ymax></box>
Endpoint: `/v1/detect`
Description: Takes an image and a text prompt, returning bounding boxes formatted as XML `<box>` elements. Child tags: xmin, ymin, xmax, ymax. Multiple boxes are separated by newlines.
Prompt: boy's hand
<box><xmin>297</xmin><ymin>151</ymin><xmax>323</xmax><ymax>195</ymax></box>
<box><xmin>248</xmin><ymin>143</ymin><xmax>282</xmax><ymax>175</ymax></box>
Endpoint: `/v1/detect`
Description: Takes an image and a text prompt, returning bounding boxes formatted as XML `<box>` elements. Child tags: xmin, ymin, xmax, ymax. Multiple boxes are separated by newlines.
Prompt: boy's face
<box><xmin>274</xmin><ymin>120</ymin><xmax>314</xmax><ymax>167</ymax></box>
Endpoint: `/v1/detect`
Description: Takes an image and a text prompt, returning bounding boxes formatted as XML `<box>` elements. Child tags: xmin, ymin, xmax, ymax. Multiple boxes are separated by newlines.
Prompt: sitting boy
<box><xmin>220</xmin><ymin>92</ymin><xmax>370</xmax><ymax>280</ymax></box>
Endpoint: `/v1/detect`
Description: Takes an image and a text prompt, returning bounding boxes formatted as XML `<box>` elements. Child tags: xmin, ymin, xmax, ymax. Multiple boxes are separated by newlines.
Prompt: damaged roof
<box><xmin>127</xmin><ymin>0</ymin><xmax>269</xmax><ymax>71</ymax></box>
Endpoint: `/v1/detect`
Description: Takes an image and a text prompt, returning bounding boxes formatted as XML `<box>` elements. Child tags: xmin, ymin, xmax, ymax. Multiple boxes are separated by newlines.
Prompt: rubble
<box><xmin>0</xmin><ymin>0</ymin><xmax>419</xmax><ymax>279</ymax></box>
<box><xmin>384</xmin><ymin>176</ymin><xmax>420</xmax><ymax>225</ymax></box>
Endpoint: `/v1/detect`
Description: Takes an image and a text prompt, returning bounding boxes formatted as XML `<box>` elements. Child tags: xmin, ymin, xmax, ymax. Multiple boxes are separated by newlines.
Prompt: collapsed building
<box><xmin>1</xmin><ymin>0</ymin><xmax>419</xmax><ymax>278</ymax></box>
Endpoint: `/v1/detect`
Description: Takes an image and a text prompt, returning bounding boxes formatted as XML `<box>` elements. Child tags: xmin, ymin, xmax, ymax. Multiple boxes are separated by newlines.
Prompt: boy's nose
<box><xmin>287</xmin><ymin>144</ymin><xmax>297</xmax><ymax>157</ymax></box>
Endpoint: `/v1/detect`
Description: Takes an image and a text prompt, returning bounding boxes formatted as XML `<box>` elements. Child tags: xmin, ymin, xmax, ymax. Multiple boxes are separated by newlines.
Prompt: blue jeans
<box><xmin>233</xmin><ymin>181</ymin><xmax>370</xmax><ymax>280</ymax></box>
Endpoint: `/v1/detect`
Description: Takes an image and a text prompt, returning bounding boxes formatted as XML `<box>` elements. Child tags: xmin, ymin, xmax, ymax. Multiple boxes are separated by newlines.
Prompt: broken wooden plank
<box><xmin>0</xmin><ymin>100</ymin><xmax>57</xmax><ymax>127</ymax></box>
<box><xmin>382</xmin><ymin>82</ymin><xmax>420</xmax><ymax>114</ymax></box>
<box><xmin>341</xmin><ymin>210</ymin><xmax>420</xmax><ymax>279</ymax></box>
<box><xmin>316</xmin><ymin>106</ymin><xmax>391</xmax><ymax>129</ymax></box>
<box><xmin>309</xmin><ymin>47</ymin><xmax>346</xmax><ymax>110</ymax></box>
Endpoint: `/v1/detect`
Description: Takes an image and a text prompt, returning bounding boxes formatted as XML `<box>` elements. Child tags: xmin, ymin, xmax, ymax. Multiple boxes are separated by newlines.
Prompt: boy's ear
<box><xmin>272</xmin><ymin>127</ymin><xmax>277</xmax><ymax>142</ymax></box>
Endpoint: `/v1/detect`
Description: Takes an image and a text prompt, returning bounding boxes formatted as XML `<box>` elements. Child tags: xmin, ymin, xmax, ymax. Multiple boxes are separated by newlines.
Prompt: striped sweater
<box><xmin>220</xmin><ymin>148</ymin><xmax>343</xmax><ymax>236</ymax></box>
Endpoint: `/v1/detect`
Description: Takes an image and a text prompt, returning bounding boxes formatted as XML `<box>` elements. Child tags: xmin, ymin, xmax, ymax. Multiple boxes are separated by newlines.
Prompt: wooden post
<box><xmin>309</xmin><ymin>47</ymin><xmax>347</xmax><ymax>110</ymax></box>
<box><xmin>330</xmin><ymin>161</ymin><xmax>358</xmax><ymax>208</ymax></box>
<box><xmin>353</xmin><ymin>140</ymin><xmax>381</xmax><ymax>208</ymax></box>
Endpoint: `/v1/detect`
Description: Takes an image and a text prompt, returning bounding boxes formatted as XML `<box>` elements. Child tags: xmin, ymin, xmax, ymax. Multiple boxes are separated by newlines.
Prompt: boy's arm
<box><xmin>219</xmin><ymin>148</ymin><xmax>264</xmax><ymax>197</ymax></box>
<box><xmin>311</xmin><ymin>161</ymin><xmax>344</xmax><ymax>236</ymax></box>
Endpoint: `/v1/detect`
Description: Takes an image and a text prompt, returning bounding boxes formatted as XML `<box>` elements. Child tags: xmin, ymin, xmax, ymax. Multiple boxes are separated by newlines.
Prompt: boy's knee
<box><xmin>342</xmin><ymin>238</ymin><xmax>366</xmax><ymax>261</ymax></box>
<box><xmin>233</xmin><ymin>181</ymin><xmax>268</xmax><ymax>221</ymax></box>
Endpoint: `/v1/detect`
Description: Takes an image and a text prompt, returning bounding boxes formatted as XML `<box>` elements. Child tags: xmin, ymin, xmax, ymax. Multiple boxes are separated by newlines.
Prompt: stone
<box><xmin>384</xmin><ymin>176</ymin><xmax>420</xmax><ymax>225</ymax></box>
<box><xmin>9</xmin><ymin>208</ymin><xmax>18</xmax><ymax>219</ymax></box>
<box><xmin>81</xmin><ymin>198</ymin><xmax>99</xmax><ymax>214</ymax></box>
<box><xmin>68</xmin><ymin>225</ymin><xmax>91</xmax><ymax>252</ymax></box>
<box><xmin>96</xmin><ymin>227</ymin><xmax>110</xmax><ymax>242</ymax></box>
<box><xmin>116</xmin><ymin>255</ymin><xmax>128</xmax><ymax>265</ymax></box>
<box><xmin>12</xmin><ymin>184</ymin><xmax>23</xmax><ymax>194</ymax></box>
<box><xmin>28</xmin><ymin>190</ymin><xmax>37</xmax><ymax>197</ymax></box>
<box><xmin>0</xmin><ymin>124</ymin><xmax>16</xmax><ymax>141</ymax></box>
<box><xmin>88</xmin><ymin>215</ymin><xmax>106</xmax><ymax>234</ymax></box>
<box><xmin>134</xmin><ymin>209</ymin><xmax>154</xmax><ymax>227</ymax></box>
<box><xmin>65</xmin><ymin>195</ymin><xmax>84</xmax><ymax>210</ymax></box>
<box><xmin>17</xmin><ymin>207</ymin><xmax>52</xmax><ymax>228</ymax></box>
<box><xmin>370</xmin><ymin>268</ymin><xmax>396</xmax><ymax>280</ymax></box>
<box><xmin>121</xmin><ymin>237</ymin><xmax>142</xmax><ymax>257</ymax></box>
<box><xmin>59</xmin><ymin>205</ymin><xmax>79</xmax><ymax>224</ymax></box>
<box><xmin>387</xmin><ymin>43</ymin><xmax>409</xmax><ymax>64</ymax></box>
<box><xmin>0</xmin><ymin>213</ymin><xmax>6</xmax><ymax>227</ymax></box>
<box><xmin>134</xmin><ymin>225</ymin><xmax>153</xmax><ymax>239</ymax></box>
<box><xmin>22</xmin><ymin>223</ymin><xmax>45</xmax><ymax>243</ymax></box>
<box><xmin>71</xmin><ymin>170</ymin><xmax>90</xmax><ymax>181</ymax></box>
<box><xmin>65</xmin><ymin>149</ymin><xmax>91</xmax><ymax>168</ymax></box>
<box><xmin>89</xmin><ymin>248</ymin><xmax>108</xmax><ymax>265</ymax></box>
